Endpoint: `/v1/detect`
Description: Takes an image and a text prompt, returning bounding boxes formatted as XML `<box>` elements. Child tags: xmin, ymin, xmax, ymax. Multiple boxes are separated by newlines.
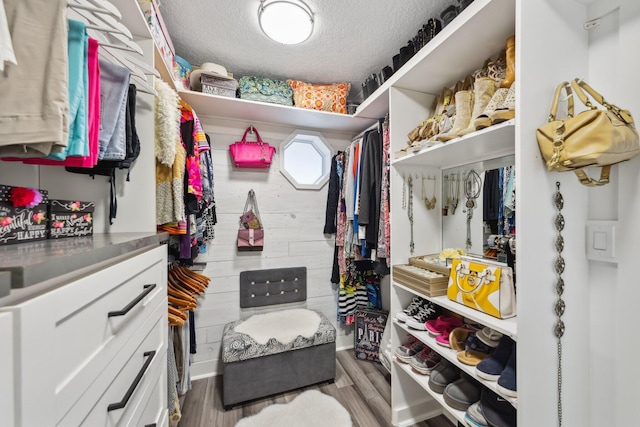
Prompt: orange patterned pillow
<box><xmin>287</xmin><ymin>80</ymin><xmax>351</xmax><ymax>114</ymax></box>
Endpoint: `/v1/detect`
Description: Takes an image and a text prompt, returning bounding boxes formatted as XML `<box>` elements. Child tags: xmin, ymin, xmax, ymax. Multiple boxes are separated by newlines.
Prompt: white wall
<box><xmin>588</xmin><ymin>1</ymin><xmax>640</xmax><ymax>426</ymax></box>
<box><xmin>519</xmin><ymin>0</ymin><xmax>640</xmax><ymax>425</ymax></box>
<box><xmin>189</xmin><ymin>118</ymin><xmax>355</xmax><ymax>378</ymax></box>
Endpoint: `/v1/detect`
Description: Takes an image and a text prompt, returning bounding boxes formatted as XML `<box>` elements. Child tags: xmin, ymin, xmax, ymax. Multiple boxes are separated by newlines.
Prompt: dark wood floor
<box><xmin>177</xmin><ymin>349</ymin><xmax>454</xmax><ymax>427</ymax></box>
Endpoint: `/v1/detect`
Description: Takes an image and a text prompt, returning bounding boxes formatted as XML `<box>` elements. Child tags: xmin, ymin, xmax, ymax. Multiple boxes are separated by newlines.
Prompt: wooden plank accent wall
<box><xmin>190</xmin><ymin>118</ymin><xmax>356</xmax><ymax>379</ymax></box>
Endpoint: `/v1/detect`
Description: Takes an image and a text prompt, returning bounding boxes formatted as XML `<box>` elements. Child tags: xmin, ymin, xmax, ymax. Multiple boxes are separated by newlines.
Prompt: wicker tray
<box><xmin>408</xmin><ymin>254</ymin><xmax>452</xmax><ymax>276</ymax></box>
<box><xmin>392</xmin><ymin>264</ymin><xmax>449</xmax><ymax>297</ymax></box>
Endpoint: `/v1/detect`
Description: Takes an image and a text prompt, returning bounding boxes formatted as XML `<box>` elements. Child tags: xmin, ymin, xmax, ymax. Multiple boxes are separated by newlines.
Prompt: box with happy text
<box><xmin>48</xmin><ymin>200</ymin><xmax>95</xmax><ymax>239</ymax></box>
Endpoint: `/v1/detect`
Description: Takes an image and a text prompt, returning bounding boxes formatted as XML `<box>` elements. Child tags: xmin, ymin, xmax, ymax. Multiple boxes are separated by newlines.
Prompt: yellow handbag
<box><xmin>447</xmin><ymin>257</ymin><xmax>516</xmax><ymax>319</ymax></box>
<box><xmin>536</xmin><ymin>79</ymin><xmax>640</xmax><ymax>186</ymax></box>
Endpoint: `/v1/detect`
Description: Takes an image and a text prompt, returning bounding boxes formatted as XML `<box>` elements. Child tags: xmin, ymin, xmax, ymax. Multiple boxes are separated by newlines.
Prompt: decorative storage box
<box><xmin>0</xmin><ymin>185</ymin><xmax>49</xmax><ymax>245</ymax></box>
<box><xmin>354</xmin><ymin>309</ymin><xmax>388</xmax><ymax>363</ymax></box>
<box><xmin>408</xmin><ymin>254</ymin><xmax>452</xmax><ymax>276</ymax></box>
<box><xmin>48</xmin><ymin>200</ymin><xmax>95</xmax><ymax>239</ymax></box>
<box><xmin>201</xmin><ymin>74</ymin><xmax>237</xmax><ymax>97</ymax></box>
<box><xmin>138</xmin><ymin>0</ymin><xmax>175</xmax><ymax>73</ymax></box>
<box><xmin>392</xmin><ymin>264</ymin><xmax>449</xmax><ymax>297</ymax></box>
<box><xmin>238</xmin><ymin>76</ymin><xmax>294</xmax><ymax>106</ymax></box>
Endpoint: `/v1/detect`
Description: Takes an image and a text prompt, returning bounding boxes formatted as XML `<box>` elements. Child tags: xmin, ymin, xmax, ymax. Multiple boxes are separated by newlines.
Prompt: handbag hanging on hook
<box><xmin>229</xmin><ymin>126</ymin><xmax>276</xmax><ymax>168</ymax></box>
<box><xmin>237</xmin><ymin>189</ymin><xmax>264</xmax><ymax>252</ymax></box>
<box><xmin>536</xmin><ymin>78</ymin><xmax>640</xmax><ymax>186</ymax></box>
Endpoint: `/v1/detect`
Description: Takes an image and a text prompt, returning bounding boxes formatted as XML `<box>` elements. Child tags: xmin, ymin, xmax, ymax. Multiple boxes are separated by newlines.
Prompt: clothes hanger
<box><xmin>177</xmin><ymin>266</ymin><xmax>211</xmax><ymax>286</ymax></box>
<box><xmin>168</xmin><ymin>277</ymin><xmax>197</xmax><ymax>303</ymax></box>
<box><xmin>97</xmin><ymin>49</ymin><xmax>157</xmax><ymax>95</ymax></box>
<box><xmin>68</xmin><ymin>5</ymin><xmax>132</xmax><ymax>39</ymax></box>
<box><xmin>168</xmin><ymin>294</ymin><xmax>195</xmax><ymax>311</ymax></box>
<box><xmin>171</xmin><ymin>266</ymin><xmax>207</xmax><ymax>291</ymax></box>
<box><xmin>67</xmin><ymin>0</ymin><xmax>121</xmax><ymax>20</ymax></box>
<box><xmin>114</xmin><ymin>51</ymin><xmax>160</xmax><ymax>77</ymax></box>
<box><xmin>168</xmin><ymin>274</ymin><xmax>201</xmax><ymax>299</ymax></box>
<box><xmin>168</xmin><ymin>305</ymin><xmax>188</xmax><ymax>321</ymax></box>
<box><xmin>87</xmin><ymin>0</ymin><xmax>122</xmax><ymax>19</ymax></box>
<box><xmin>168</xmin><ymin>312</ymin><xmax>185</xmax><ymax>327</ymax></box>
<box><xmin>171</xmin><ymin>271</ymin><xmax>204</xmax><ymax>295</ymax></box>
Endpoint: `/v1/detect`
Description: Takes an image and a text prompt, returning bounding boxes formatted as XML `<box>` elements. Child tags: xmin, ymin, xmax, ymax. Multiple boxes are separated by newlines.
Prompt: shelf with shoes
<box><xmin>393</xmin><ymin>319</ymin><xmax>518</xmax><ymax>408</ymax></box>
<box><xmin>355</xmin><ymin>0</ymin><xmax>516</xmax><ymax>121</ymax></box>
<box><xmin>394</xmin><ymin>358</ymin><xmax>467</xmax><ymax>425</ymax></box>
<box><xmin>394</xmin><ymin>281</ymin><xmax>517</xmax><ymax>339</ymax></box>
<box><xmin>392</xmin><ymin>119</ymin><xmax>515</xmax><ymax>169</ymax></box>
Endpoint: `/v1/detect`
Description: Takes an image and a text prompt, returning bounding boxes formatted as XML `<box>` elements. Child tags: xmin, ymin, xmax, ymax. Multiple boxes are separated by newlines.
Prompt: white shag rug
<box><xmin>235</xmin><ymin>390</ymin><xmax>352</xmax><ymax>427</ymax></box>
<box><xmin>234</xmin><ymin>309</ymin><xmax>321</xmax><ymax>345</ymax></box>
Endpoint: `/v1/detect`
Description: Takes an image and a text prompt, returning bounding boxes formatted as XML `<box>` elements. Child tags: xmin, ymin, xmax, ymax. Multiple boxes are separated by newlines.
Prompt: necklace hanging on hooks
<box><xmin>451</xmin><ymin>173</ymin><xmax>461</xmax><ymax>215</ymax></box>
<box><xmin>402</xmin><ymin>173</ymin><xmax>407</xmax><ymax>210</ymax></box>
<box><xmin>422</xmin><ymin>175</ymin><xmax>437</xmax><ymax>210</ymax></box>
<box><xmin>408</xmin><ymin>175</ymin><xmax>415</xmax><ymax>254</ymax></box>
<box><xmin>463</xmin><ymin>169</ymin><xmax>482</xmax><ymax>251</ymax></box>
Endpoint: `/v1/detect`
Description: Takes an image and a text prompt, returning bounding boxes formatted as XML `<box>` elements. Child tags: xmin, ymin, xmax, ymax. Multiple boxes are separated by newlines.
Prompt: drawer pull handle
<box><xmin>144</xmin><ymin>424</ymin><xmax>157</xmax><ymax>427</ymax></box>
<box><xmin>108</xmin><ymin>284</ymin><xmax>156</xmax><ymax>317</ymax></box>
<box><xmin>107</xmin><ymin>350</ymin><xmax>156</xmax><ymax>412</ymax></box>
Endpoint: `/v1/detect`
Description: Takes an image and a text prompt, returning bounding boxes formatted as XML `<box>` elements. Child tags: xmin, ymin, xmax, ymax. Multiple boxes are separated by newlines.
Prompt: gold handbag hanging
<box><xmin>536</xmin><ymin>79</ymin><xmax>640</xmax><ymax>186</ymax></box>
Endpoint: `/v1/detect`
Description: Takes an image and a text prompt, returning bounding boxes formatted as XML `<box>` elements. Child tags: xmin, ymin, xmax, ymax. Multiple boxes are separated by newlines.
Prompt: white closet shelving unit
<box><xmin>379</xmin><ymin>0</ymin><xmax>519</xmax><ymax>425</ymax></box>
<box><xmin>371</xmin><ymin>0</ymin><xmax>628</xmax><ymax>425</ymax></box>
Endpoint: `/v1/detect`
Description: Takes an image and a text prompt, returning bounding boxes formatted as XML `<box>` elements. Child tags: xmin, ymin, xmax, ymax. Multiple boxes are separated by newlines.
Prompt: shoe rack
<box><xmin>382</xmin><ymin>0</ymin><xmax>637</xmax><ymax>425</ymax></box>
<box><xmin>385</xmin><ymin>1</ymin><xmax>517</xmax><ymax>424</ymax></box>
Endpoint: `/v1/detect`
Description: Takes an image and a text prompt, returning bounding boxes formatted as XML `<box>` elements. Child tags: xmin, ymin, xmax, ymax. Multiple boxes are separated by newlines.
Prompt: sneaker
<box><xmin>476</xmin><ymin>327</ymin><xmax>503</xmax><ymax>348</ymax></box>
<box><xmin>405</xmin><ymin>301</ymin><xmax>440</xmax><ymax>330</ymax></box>
<box><xmin>496</xmin><ymin>342</ymin><xmax>517</xmax><ymax>397</ymax></box>
<box><xmin>480</xmin><ymin>389</ymin><xmax>516</xmax><ymax>427</ymax></box>
<box><xmin>409</xmin><ymin>347</ymin><xmax>442</xmax><ymax>375</ymax></box>
<box><xmin>425</xmin><ymin>315</ymin><xmax>463</xmax><ymax>336</ymax></box>
<box><xmin>443</xmin><ymin>374</ymin><xmax>482</xmax><ymax>411</ymax></box>
<box><xmin>428</xmin><ymin>359</ymin><xmax>461</xmax><ymax>394</ymax></box>
<box><xmin>395</xmin><ymin>297</ymin><xmax>423</xmax><ymax>323</ymax></box>
<box><xmin>464</xmin><ymin>401</ymin><xmax>489</xmax><ymax>427</ymax></box>
<box><xmin>476</xmin><ymin>335</ymin><xmax>514</xmax><ymax>381</ymax></box>
<box><xmin>394</xmin><ymin>336</ymin><xmax>424</xmax><ymax>363</ymax></box>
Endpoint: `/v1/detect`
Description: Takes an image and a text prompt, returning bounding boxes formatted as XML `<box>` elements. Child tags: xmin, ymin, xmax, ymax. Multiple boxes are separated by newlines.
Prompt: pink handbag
<box><xmin>229</xmin><ymin>126</ymin><xmax>276</xmax><ymax>168</ymax></box>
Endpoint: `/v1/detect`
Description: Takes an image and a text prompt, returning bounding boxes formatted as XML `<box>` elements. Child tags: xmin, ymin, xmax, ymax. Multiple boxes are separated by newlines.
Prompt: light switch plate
<box><xmin>585</xmin><ymin>220</ymin><xmax>617</xmax><ymax>263</ymax></box>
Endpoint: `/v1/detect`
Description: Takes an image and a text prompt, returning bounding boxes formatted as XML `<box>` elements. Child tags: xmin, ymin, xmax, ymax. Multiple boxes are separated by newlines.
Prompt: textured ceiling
<box><xmin>158</xmin><ymin>0</ymin><xmax>458</xmax><ymax>101</ymax></box>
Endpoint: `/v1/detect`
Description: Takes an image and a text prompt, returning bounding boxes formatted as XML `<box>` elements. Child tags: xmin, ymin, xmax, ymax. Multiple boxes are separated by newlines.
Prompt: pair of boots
<box><xmin>435</xmin><ymin>35</ymin><xmax>516</xmax><ymax>142</ymax></box>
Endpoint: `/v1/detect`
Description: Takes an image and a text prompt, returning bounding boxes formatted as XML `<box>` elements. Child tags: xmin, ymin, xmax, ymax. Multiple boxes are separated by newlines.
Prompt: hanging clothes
<box><xmin>323</xmin><ymin>152</ymin><xmax>342</xmax><ymax>235</ymax></box>
<box><xmin>3</xmin><ymin>33</ymin><xmax>100</xmax><ymax>167</ymax></box>
<box><xmin>376</xmin><ymin>116</ymin><xmax>391</xmax><ymax>264</ymax></box>
<box><xmin>483</xmin><ymin>168</ymin><xmax>501</xmax><ymax>234</ymax></box>
<box><xmin>328</xmin><ymin>124</ymin><xmax>386</xmax><ymax>323</ymax></box>
<box><xmin>0</xmin><ymin>0</ymin><xmax>17</xmax><ymax>72</ymax></box>
<box><xmin>358</xmin><ymin>128</ymin><xmax>383</xmax><ymax>254</ymax></box>
<box><xmin>48</xmin><ymin>19</ymin><xmax>89</xmax><ymax>161</ymax></box>
<box><xmin>0</xmin><ymin>0</ymin><xmax>69</xmax><ymax>156</ymax></box>
<box><xmin>99</xmin><ymin>60</ymin><xmax>131</xmax><ymax>161</ymax></box>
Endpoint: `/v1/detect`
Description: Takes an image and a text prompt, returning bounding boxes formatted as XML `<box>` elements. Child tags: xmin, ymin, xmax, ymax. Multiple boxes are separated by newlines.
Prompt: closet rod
<box><xmin>352</xmin><ymin>121</ymin><xmax>380</xmax><ymax>141</ymax></box>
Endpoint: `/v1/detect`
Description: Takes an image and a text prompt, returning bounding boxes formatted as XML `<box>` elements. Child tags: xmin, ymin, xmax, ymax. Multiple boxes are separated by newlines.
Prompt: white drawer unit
<box><xmin>0</xmin><ymin>311</ymin><xmax>14</xmax><ymax>427</ymax></box>
<box><xmin>64</xmin><ymin>309</ymin><xmax>167</xmax><ymax>426</ymax></box>
<box><xmin>6</xmin><ymin>245</ymin><xmax>168</xmax><ymax>427</ymax></box>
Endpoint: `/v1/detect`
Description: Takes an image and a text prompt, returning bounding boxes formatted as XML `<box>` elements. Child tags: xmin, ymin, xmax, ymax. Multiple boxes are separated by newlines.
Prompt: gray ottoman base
<box><xmin>223</xmin><ymin>341</ymin><xmax>336</xmax><ymax>408</ymax></box>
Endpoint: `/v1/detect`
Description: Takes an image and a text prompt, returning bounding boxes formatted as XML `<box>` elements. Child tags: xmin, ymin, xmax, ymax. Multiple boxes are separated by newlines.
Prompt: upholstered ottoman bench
<box><xmin>221</xmin><ymin>267</ymin><xmax>336</xmax><ymax>409</ymax></box>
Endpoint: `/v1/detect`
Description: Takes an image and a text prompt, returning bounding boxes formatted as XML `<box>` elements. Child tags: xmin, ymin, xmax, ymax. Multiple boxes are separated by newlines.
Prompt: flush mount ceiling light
<box><xmin>258</xmin><ymin>0</ymin><xmax>314</xmax><ymax>45</ymax></box>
